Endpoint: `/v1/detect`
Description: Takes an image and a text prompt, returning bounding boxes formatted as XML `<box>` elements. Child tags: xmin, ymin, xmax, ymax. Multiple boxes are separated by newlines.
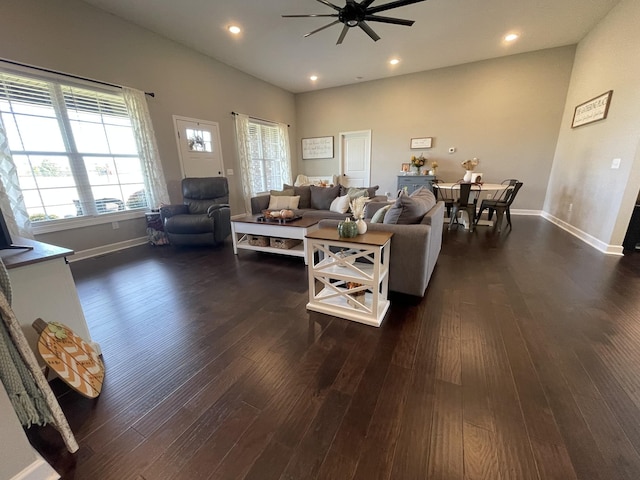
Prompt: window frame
<box><xmin>0</xmin><ymin>64</ymin><xmax>148</xmax><ymax>234</ymax></box>
<box><xmin>247</xmin><ymin>118</ymin><xmax>287</xmax><ymax>196</ymax></box>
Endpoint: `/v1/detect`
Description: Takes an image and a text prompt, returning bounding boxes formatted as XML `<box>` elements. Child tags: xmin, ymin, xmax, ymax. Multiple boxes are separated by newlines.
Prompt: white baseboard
<box><xmin>68</xmin><ymin>236</ymin><xmax>149</xmax><ymax>262</ymax></box>
<box><xmin>541</xmin><ymin>212</ymin><xmax>623</xmax><ymax>256</ymax></box>
<box><xmin>11</xmin><ymin>451</ymin><xmax>59</xmax><ymax>480</ymax></box>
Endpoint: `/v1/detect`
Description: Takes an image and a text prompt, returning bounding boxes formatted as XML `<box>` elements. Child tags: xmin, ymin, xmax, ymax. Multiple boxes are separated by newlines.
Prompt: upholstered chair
<box><xmin>160</xmin><ymin>177</ymin><xmax>231</xmax><ymax>246</ymax></box>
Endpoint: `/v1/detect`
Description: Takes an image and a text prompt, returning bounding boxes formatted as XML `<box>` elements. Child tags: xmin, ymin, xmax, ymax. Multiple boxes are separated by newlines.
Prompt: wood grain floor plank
<box><xmin>26</xmin><ymin>219</ymin><xmax>640</xmax><ymax>480</ymax></box>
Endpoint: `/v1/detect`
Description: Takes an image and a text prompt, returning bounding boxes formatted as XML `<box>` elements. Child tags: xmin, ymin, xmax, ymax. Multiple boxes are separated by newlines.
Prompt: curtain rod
<box><xmin>0</xmin><ymin>58</ymin><xmax>155</xmax><ymax>97</ymax></box>
<box><xmin>231</xmin><ymin>111</ymin><xmax>289</xmax><ymax>127</ymax></box>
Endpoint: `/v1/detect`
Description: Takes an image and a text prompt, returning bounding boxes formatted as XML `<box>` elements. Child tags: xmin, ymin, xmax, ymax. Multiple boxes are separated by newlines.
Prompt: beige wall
<box><xmin>0</xmin><ymin>0</ymin><xmax>295</xmax><ymax>252</ymax></box>
<box><xmin>295</xmin><ymin>47</ymin><xmax>576</xmax><ymax>209</ymax></box>
<box><xmin>544</xmin><ymin>0</ymin><xmax>640</xmax><ymax>247</ymax></box>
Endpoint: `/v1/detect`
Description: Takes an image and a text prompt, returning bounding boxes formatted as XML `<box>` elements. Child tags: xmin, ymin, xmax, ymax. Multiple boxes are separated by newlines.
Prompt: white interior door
<box><xmin>339</xmin><ymin>130</ymin><xmax>371</xmax><ymax>187</ymax></box>
<box><xmin>174</xmin><ymin>116</ymin><xmax>224</xmax><ymax>178</ymax></box>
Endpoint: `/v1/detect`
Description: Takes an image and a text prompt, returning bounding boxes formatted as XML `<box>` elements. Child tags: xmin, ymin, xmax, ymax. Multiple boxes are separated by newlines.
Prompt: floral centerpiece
<box><xmin>410</xmin><ymin>153</ymin><xmax>427</xmax><ymax>174</ymax></box>
<box><xmin>461</xmin><ymin>158</ymin><xmax>479</xmax><ymax>171</ymax></box>
<box><xmin>461</xmin><ymin>158</ymin><xmax>479</xmax><ymax>182</ymax></box>
<box><xmin>431</xmin><ymin>160</ymin><xmax>439</xmax><ymax>175</ymax></box>
<box><xmin>350</xmin><ymin>195</ymin><xmax>369</xmax><ymax>234</ymax></box>
<box><xmin>350</xmin><ymin>195</ymin><xmax>367</xmax><ymax>220</ymax></box>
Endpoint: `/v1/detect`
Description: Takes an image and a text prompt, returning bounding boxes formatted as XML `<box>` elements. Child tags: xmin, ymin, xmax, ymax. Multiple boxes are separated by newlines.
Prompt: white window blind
<box><xmin>0</xmin><ymin>70</ymin><xmax>148</xmax><ymax>223</ymax></box>
<box><xmin>247</xmin><ymin>120</ymin><xmax>287</xmax><ymax>194</ymax></box>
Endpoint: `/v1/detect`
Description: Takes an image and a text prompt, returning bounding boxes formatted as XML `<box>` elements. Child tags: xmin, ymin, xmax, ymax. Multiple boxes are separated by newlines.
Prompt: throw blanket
<box><xmin>0</xmin><ymin>257</ymin><xmax>54</xmax><ymax>426</ymax></box>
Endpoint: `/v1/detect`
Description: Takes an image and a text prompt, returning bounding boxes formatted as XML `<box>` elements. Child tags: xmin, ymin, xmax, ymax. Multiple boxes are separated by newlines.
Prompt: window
<box><xmin>0</xmin><ymin>71</ymin><xmax>147</xmax><ymax>223</ymax></box>
<box><xmin>248</xmin><ymin>121</ymin><xmax>288</xmax><ymax>194</ymax></box>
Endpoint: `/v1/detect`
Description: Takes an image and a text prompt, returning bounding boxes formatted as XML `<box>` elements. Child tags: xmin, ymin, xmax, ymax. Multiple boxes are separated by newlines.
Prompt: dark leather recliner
<box><xmin>160</xmin><ymin>177</ymin><xmax>231</xmax><ymax>246</ymax></box>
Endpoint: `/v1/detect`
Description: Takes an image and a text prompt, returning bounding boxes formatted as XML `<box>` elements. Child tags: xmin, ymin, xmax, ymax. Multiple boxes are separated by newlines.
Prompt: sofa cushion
<box><xmin>310</xmin><ymin>185</ymin><xmax>340</xmax><ymax>210</ymax></box>
<box><xmin>284</xmin><ymin>184</ymin><xmax>311</xmax><ymax>209</ymax></box>
<box><xmin>371</xmin><ymin>204</ymin><xmax>392</xmax><ymax>223</ymax></box>
<box><xmin>268</xmin><ymin>195</ymin><xmax>300</xmax><ymax>210</ymax></box>
<box><xmin>340</xmin><ymin>185</ymin><xmax>379</xmax><ymax>199</ymax></box>
<box><xmin>330</xmin><ymin>194</ymin><xmax>351</xmax><ymax>214</ymax></box>
<box><xmin>383</xmin><ymin>187</ymin><xmax>436</xmax><ymax>225</ymax></box>
<box><xmin>270</xmin><ymin>188</ymin><xmax>295</xmax><ymax>197</ymax></box>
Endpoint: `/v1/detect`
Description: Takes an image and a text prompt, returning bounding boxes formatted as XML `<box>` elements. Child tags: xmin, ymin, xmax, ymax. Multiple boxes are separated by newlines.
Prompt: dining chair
<box><xmin>449</xmin><ymin>182</ymin><xmax>478</xmax><ymax>232</ymax></box>
<box><xmin>476</xmin><ymin>181</ymin><xmax>523</xmax><ymax>231</ymax></box>
<box><xmin>432</xmin><ymin>179</ymin><xmax>453</xmax><ymax>218</ymax></box>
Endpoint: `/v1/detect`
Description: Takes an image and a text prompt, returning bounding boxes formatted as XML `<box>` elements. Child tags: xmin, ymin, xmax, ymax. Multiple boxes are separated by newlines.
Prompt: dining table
<box><xmin>433</xmin><ymin>182</ymin><xmax>511</xmax><ymax>229</ymax></box>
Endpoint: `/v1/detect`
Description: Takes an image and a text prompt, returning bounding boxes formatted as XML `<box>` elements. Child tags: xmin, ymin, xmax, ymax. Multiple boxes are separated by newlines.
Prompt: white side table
<box><xmin>305</xmin><ymin>228</ymin><xmax>393</xmax><ymax>327</ymax></box>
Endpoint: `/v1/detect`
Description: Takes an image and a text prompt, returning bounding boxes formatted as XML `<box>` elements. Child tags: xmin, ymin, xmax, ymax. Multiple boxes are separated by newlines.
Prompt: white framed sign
<box><xmin>571</xmin><ymin>90</ymin><xmax>613</xmax><ymax>128</ymax></box>
<box><xmin>410</xmin><ymin>137</ymin><xmax>433</xmax><ymax>149</ymax></box>
<box><xmin>302</xmin><ymin>136</ymin><xmax>334</xmax><ymax>159</ymax></box>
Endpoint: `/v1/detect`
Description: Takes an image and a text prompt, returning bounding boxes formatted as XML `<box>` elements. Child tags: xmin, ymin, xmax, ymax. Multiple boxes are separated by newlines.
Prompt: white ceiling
<box><xmin>80</xmin><ymin>0</ymin><xmax>620</xmax><ymax>94</ymax></box>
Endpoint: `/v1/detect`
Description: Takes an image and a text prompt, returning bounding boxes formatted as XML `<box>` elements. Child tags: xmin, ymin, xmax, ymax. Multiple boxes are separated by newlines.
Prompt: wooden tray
<box><xmin>257</xmin><ymin>214</ymin><xmax>302</xmax><ymax>223</ymax></box>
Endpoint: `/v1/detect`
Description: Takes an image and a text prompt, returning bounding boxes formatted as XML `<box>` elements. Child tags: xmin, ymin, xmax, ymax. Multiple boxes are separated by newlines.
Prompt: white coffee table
<box><xmin>231</xmin><ymin>214</ymin><xmax>320</xmax><ymax>264</ymax></box>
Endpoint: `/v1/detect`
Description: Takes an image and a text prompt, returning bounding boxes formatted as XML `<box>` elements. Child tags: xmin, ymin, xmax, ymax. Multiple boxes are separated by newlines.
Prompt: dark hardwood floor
<box><xmin>27</xmin><ymin>216</ymin><xmax>640</xmax><ymax>480</ymax></box>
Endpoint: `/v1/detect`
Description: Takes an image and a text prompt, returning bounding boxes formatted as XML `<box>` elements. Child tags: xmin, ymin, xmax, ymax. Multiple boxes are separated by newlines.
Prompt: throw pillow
<box><xmin>329</xmin><ymin>194</ymin><xmax>351</xmax><ymax>214</ymax></box>
<box><xmin>383</xmin><ymin>187</ymin><xmax>436</xmax><ymax>224</ymax></box>
<box><xmin>310</xmin><ymin>184</ymin><xmax>340</xmax><ymax>210</ymax></box>
<box><xmin>284</xmin><ymin>184</ymin><xmax>311</xmax><ymax>209</ymax></box>
<box><xmin>366</xmin><ymin>185</ymin><xmax>380</xmax><ymax>198</ymax></box>
<box><xmin>346</xmin><ymin>187</ymin><xmax>369</xmax><ymax>200</ymax></box>
<box><xmin>270</xmin><ymin>188</ymin><xmax>295</xmax><ymax>197</ymax></box>
<box><xmin>268</xmin><ymin>195</ymin><xmax>300</xmax><ymax>210</ymax></box>
<box><xmin>371</xmin><ymin>204</ymin><xmax>392</xmax><ymax>223</ymax></box>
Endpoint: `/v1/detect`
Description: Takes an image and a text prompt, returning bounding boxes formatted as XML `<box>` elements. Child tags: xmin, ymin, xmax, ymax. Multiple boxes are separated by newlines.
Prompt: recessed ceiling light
<box><xmin>228</xmin><ymin>25</ymin><xmax>241</xmax><ymax>34</ymax></box>
<box><xmin>310</xmin><ymin>75</ymin><xmax>318</xmax><ymax>81</ymax></box>
<box><xmin>389</xmin><ymin>58</ymin><xmax>400</xmax><ymax>65</ymax></box>
<box><xmin>504</xmin><ymin>33</ymin><xmax>519</xmax><ymax>42</ymax></box>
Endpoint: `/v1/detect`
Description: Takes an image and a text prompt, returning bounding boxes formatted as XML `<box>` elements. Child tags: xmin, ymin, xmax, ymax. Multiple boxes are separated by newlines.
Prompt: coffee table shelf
<box><xmin>306</xmin><ymin>228</ymin><xmax>393</xmax><ymax>327</ymax></box>
<box><xmin>231</xmin><ymin>215</ymin><xmax>319</xmax><ymax>264</ymax></box>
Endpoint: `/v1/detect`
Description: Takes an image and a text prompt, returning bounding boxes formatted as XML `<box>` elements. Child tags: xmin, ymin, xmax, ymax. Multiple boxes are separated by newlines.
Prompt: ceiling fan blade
<box><xmin>367</xmin><ymin>0</ymin><xmax>427</xmax><ymax>15</ymax></box>
<box><xmin>304</xmin><ymin>20</ymin><xmax>341</xmax><ymax>37</ymax></box>
<box><xmin>316</xmin><ymin>0</ymin><xmax>342</xmax><ymax>11</ymax></box>
<box><xmin>282</xmin><ymin>14</ymin><xmax>339</xmax><ymax>18</ymax></box>
<box><xmin>358</xmin><ymin>21</ymin><xmax>381</xmax><ymax>42</ymax></box>
<box><xmin>364</xmin><ymin>14</ymin><xmax>414</xmax><ymax>26</ymax></box>
<box><xmin>336</xmin><ymin>25</ymin><xmax>350</xmax><ymax>45</ymax></box>
<box><xmin>360</xmin><ymin>0</ymin><xmax>377</xmax><ymax>7</ymax></box>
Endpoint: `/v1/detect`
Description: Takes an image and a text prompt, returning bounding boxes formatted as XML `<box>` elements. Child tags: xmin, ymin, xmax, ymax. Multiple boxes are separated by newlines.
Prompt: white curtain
<box><xmin>234</xmin><ymin>113</ymin><xmax>254</xmax><ymax>214</ymax></box>
<box><xmin>122</xmin><ymin>88</ymin><xmax>170</xmax><ymax>209</ymax></box>
<box><xmin>234</xmin><ymin>114</ymin><xmax>292</xmax><ymax>215</ymax></box>
<box><xmin>0</xmin><ymin>118</ymin><xmax>33</xmax><ymax>239</ymax></box>
<box><xmin>276</xmin><ymin>122</ymin><xmax>292</xmax><ymax>187</ymax></box>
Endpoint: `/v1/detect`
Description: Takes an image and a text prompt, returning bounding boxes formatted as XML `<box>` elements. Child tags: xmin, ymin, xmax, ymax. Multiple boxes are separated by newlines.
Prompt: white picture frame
<box><xmin>302</xmin><ymin>136</ymin><xmax>334</xmax><ymax>159</ymax></box>
<box><xmin>410</xmin><ymin>137</ymin><xmax>433</xmax><ymax>149</ymax></box>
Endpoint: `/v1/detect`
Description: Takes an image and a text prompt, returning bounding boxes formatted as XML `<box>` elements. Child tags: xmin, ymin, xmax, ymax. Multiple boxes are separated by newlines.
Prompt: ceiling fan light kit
<box><xmin>283</xmin><ymin>0</ymin><xmax>427</xmax><ymax>45</ymax></box>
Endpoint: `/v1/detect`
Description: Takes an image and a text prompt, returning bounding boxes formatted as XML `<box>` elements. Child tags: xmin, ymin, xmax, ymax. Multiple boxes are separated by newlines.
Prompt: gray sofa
<box><xmin>250</xmin><ymin>184</ymin><xmax>385</xmax><ymax>220</ymax></box>
<box><xmin>251</xmin><ymin>185</ymin><xmax>444</xmax><ymax>296</ymax></box>
<box><xmin>318</xmin><ymin>200</ymin><xmax>444</xmax><ymax>297</ymax></box>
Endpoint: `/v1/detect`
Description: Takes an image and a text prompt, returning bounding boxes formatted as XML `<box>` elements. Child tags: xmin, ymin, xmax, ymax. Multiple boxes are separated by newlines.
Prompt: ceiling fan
<box><xmin>282</xmin><ymin>0</ymin><xmax>427</xmax><ymax>45</ymax></box>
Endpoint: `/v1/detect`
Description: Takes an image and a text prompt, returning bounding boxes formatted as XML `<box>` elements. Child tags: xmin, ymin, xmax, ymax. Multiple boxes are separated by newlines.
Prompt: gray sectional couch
<box><xmin>250</xmin><ymin>185</ymin><xmax>444</xmax><ymax>297</ymax></box>
<box><xmin>319</xmin><ymin>200</ymin><xmax>444</xmax><ymax>297</ymax></box>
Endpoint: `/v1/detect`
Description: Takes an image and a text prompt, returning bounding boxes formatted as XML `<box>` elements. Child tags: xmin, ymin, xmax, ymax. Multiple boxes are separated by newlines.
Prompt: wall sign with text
<box><xmin>302</xmin><ymin>136</ymin><xmax>334</xmax><ymax>159</ymax></box>
<box><xmin>571</xmin><ymin>90</ymin><xmax>613</xmax><ymax>128</ymax></box>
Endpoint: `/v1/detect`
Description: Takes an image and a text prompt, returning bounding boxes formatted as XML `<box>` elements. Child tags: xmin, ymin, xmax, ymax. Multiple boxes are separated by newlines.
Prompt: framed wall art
<box><xmin>571</xmin><ymin>90</ymin><xmax>613</xmax><ymax>128</ymax></box>
<box><xmin>302</xmin><ymin>136</ymin><xmax>334</xmax><ymax>159</ymax></box>
<box><xmin>410</xmin><ymin>137</ymin><xmax>433</xmax><ymax>149</ymax></box>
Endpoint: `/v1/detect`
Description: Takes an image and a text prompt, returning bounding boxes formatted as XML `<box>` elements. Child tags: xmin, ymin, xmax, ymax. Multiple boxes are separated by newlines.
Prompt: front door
<box><xmin>173</xmin><ymin>116</ymin><xmax>224</xmax><ymax>178</ymax></box>
<box><xmin>339</xmin><ymin>130</ymin><xmax>371</xmax><ymax>188</ymax></box>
